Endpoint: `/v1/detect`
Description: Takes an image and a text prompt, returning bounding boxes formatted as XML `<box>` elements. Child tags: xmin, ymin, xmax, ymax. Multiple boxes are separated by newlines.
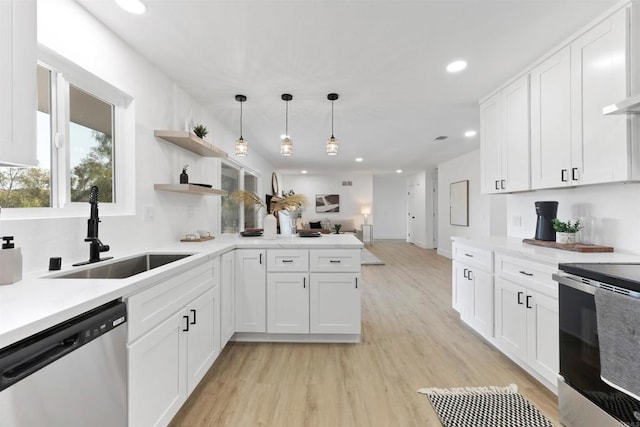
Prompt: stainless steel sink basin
<box><xmin>53</xmin><ymin>253</ymin><xmax>193</xmax><ymax>279</ymax></box>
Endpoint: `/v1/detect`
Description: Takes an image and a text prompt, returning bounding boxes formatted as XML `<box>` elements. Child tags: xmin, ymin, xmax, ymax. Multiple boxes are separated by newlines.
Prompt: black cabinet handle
<box><xmin>517</xmin><ymin>291</ymin><xmax>523</xmax><ymax>305</ymax></box>
<box><xmin>355</xmin><ymin>277</ymin><xmax>358</xmax><ymax>289</ymax></box>
<box><xmin>526</xmin><ymin>295</ymin><xmax>532</xmax><ymax>309</ymax></box>
<box><xmin>282</xmin><ymin>259</ymin><xmax>294</xmax><ymax>263</ymax></box>
<box><xmin>190</xmin><ymin>309</ymin><xmax>196</xmax><ymax>325</ymax></box>
<box><xmin>463</xmin><ymin>268</ymin><xmax>468</xmax><ymax>279</ymax></box>
<box><xmin>303</xmin><ymin>277</ymin><xmax>306</xmax><ymax>288</ymax></box>
<box><xmin>495</xmin><ymin>180</ymin><xmax>500</xmax><ymax>190</ymax></box>
<box><xmin>467</xmin><ymin>270</ymin><xmax>473</xmax><ymax>281</ymax></box>
<box><xmin>464</xmin><ymin>253</ymin><xmax>473</xmax><ymax>258</ymax></box>
<box><xmin>500</xmin><ymin>179</ymin><xmax>505</xmax><ymax>190</ymax></box>
<box><xmin>519</xmin><ymin>270</ymin><xmax>533</xmax><ymax>277</ymax></box>
<box><xmin>183</xmin><ymin>315</ymin><xmax>190</xmax><ymax>332</ymax></box>
<box><xmin>572</xmin><ymin>167</ymin><xmax>579</xmax><ymax>181</ymax></box>
<box><xmin>259</xmin><ymin>253</ymin><xmax>262</xmax><ymax>264</ymax></box>
<box><xmin>561</xmin><ymin>169</ymin><xmax>568</xmax><ymax>182</ymax></box>
<box><xmin>330</xmin><ymin>260</ymin><xmax>341</xmax><ymax>264</ymax></box>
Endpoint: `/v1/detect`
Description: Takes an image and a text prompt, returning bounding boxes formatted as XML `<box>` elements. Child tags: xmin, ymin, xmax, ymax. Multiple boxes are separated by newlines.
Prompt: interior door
<box><xmin>407</xmin><ymin>183</ymin><xmax>415</xmax><ymax>243</ymax></box>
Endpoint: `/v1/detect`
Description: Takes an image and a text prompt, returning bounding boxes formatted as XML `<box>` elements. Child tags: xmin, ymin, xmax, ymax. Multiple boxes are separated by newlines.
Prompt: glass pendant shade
<box><xmin>281</xmin><ymin>137</ymin><xmax>293</xmax><ymax>156</ymax></box>
<box><xmin>235</xmin><ymin>137</ymin><xmax>248</xmax><ymax>156</ymax></box>
<box><xmin>326</xmin><ymin>136</ymin><xmax>339</xmax><ymax>155</ymax></box>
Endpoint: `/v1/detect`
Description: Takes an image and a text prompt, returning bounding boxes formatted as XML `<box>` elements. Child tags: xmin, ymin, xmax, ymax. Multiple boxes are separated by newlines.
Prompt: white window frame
<box><xmin>220</xmin><ymin>157</ymin><xmax>261</xmax><ymax>233</ymax></box>
<box><xmin>1</xmin><ymin>46</ymin><xmax>135</xmax><ymax>219</ymax></box>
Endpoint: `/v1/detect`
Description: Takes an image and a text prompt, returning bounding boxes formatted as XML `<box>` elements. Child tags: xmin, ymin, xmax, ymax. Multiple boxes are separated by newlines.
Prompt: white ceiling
<box><xmin>76</xmin><ymin>0</ymin><xmax>618</xmax><ymax>175</ymax></box>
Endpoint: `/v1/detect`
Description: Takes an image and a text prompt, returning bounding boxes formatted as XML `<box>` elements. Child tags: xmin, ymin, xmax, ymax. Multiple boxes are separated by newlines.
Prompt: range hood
<box><xmin>603</xmin><ymin>93</ymin><xmax>640</xmax><ymax>115</ymax></box>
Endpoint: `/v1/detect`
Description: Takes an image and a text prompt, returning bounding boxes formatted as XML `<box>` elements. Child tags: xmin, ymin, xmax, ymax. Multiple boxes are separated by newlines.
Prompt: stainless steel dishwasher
<box><xmin>0</xmin><ymin>299</ymin><xmax>127</xmax><ymax>427</ymax></box>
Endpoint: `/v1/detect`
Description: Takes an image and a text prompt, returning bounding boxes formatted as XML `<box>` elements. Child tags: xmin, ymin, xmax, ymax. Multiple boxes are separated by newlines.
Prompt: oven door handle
<box><xmin>553</xmin><ymin>273</ymin><xmax>596</xmax><ymax>295</ymax></box>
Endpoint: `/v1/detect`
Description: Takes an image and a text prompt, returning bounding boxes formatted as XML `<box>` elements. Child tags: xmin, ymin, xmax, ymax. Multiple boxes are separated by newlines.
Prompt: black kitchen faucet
<box><xmin>73</xmin><ymin>186</ymin><xmax>113</xmax><ymax>266</ymax></box>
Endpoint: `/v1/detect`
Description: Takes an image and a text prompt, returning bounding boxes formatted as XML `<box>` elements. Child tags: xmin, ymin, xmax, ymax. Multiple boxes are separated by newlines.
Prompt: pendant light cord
<box><xmin>331</xmin><ymin>100</ymin><xmax>335</xmax><ymax>138</ymax></box>
<box><xmin>239</xmin><ymin>100</ymin><xmax>243</xmax><ymax>139</ymax></box>
<box><xmin>285</xmin><ymin>99</ymin><xmax>289</xmax><ymax>137</ymax></box>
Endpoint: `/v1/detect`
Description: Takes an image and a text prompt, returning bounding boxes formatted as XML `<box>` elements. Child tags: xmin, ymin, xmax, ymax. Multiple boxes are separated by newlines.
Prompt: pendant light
<box><xmin>281</xmin><ymin>93</ymin><xmax>293</xmax><ymax>156</ymax></box>
<box><xmin>234</xmin><ymin>94</ymin><xmax>248</xmax><ymax>156</ymax></box>
<box><xmin>326</xmin><ymin>93</ymin><xmax>339</xmax><ymax>155</ymax></box>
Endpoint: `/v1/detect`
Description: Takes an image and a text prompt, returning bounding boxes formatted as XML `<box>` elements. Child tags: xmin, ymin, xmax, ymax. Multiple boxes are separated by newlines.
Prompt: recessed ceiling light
<box><xmin>355</xmin><ymin>157</ymin><xmax>363</xmax><ymax>162</ymax></box>
<box><xmin>115</xmin><ymin>0</ymin><xmax>146</xmax><ymax>14</ymax></box>
<box><xmin>446</xmin><ymin>60</ymin><xmax>467</xmax><ymax>73</ymax></box>
<box><xmin>396</xmin><ymin>169</ymin><xmax>403</xmax><ymax>174</ymax></box>
<box><xmin>464</xmin><ymin>130</ymin><xmax>477</xmax><ymax>138</ymax></box>
<box><xmin>301</xmin><ymin>170</ymin><xmax>307</xmax><ymax>174</ymax></box>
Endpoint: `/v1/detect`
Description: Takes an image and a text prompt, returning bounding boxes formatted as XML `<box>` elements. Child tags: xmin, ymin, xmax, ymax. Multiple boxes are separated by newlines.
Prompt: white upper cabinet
<box><xmin>530</xmin><ymin>46</ymin><xmax>573</xmax><ymax>189</ymax></box>
<box><xmin>480</xmin><ymin>75</ymin><xmax>530</xmax><ymax>194</ymax></box>
<box><xmin>571</xmin><ymin>7</ymin><xmax>632</xmax><ymax>185</ymax></box>
<box><xmin>0</xmin><ymin>0</ymin><xmax>37</xmax><ymax>167</ymax></box>
<box><xmin>486</xmin><ymin>2</ymin><xmax>640</xmax><ymax>192</ymax></box>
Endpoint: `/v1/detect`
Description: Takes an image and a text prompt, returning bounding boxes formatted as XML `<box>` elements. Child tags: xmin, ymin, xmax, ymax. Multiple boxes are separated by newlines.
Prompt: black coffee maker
<box><xmin>535</xmin><ymin>201</ymin><xmax>558</xmax><ymax>241</ymax></box>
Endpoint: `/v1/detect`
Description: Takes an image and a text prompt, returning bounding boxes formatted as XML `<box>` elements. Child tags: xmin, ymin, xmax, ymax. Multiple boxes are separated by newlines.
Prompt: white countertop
<box><xmin>0</xmin><ymin>234</ymin><xmax>362</xmax><ymax>348</ymax></box>
<box><xmin>451</xmin><ymin>235</ymin><xmax>640</xmax><ymax>266</ymax></box>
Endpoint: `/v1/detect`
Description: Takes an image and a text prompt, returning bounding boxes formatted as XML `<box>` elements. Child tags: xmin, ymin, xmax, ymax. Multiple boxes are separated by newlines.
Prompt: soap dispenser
<box><xmin>0</xmin><ymin>236</ymin><xmax>22</xmax><ymax>285</ymax></box>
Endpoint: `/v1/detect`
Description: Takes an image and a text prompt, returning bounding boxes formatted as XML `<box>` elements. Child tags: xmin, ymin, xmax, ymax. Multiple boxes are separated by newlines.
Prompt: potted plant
<box><xmin>552</xmin><ymin>218</ymin><xmax>582</xmax><ymax>244</ymax></box>
<box><xmin>192</xmin><ymin>124</ymin><xmax>208</xmax><ymax>139</ymax></box>
<box><xmin>333</xmin><ymin>224</ymin><xmax>342</xmax><ymax>234</ymax></box>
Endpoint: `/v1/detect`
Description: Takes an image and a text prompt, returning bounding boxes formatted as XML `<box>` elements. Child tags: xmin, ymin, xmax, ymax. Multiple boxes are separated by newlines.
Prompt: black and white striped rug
<box><xmin>418</xmin><ymin>384</ymin><xmax>553</xmax><ymax>427</ymax></box>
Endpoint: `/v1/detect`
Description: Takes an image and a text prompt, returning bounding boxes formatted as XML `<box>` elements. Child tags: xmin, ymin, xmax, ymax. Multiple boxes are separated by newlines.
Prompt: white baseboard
<box><xmin>438</xmin><ymin>248</ymin><xmax>452</xmax><ymax>259</ymax></box>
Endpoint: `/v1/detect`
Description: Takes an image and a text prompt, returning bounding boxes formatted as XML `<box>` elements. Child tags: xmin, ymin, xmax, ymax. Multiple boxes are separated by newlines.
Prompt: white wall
<box><xmin>372</xmin><ymin>174</ymin><xmax>407</xmax><ymax>239</ymax></box>
<box><xmin>437</xmin><ymin>149</ymin><xmax>506</xmax><ymax>257</ymax></box>
<box><xmin>0</xmin><ymin>0</ymin><xmax>275</xmax><ymax>273</ymax></box>
<box><xmin>281</xmin><ymin>173</ymin><xmax>373</xmax><ymax>229</ymax></box>
<box><xmin>506</xmin><ymin>182</ymin><xmax>640</xmax><ymax>254</ymax></box>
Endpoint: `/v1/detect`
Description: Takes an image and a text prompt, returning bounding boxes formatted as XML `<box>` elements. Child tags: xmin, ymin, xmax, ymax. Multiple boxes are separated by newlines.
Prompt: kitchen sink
<box><xmin>52</xmin><ymin>253</ymin><xmax>193</xmax><ymax>279</ymax></box>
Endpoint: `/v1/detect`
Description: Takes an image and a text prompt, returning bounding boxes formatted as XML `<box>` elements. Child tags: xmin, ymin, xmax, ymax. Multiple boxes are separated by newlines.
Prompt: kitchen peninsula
<box><xmin>0</xmin><ymin>233</ymin><xmax>362</xmax><ymax>426</ymax></box>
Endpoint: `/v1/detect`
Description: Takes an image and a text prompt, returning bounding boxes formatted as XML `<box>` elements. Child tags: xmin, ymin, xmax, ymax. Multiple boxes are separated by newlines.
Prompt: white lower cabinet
<box><xmin>267</xmin><ymin>272</ymin><xmax>309</xmax><ymax>333</ymax></box>
<box><xmin>235</xmin><ymin>249</ymin><xmax>266</xmax><ymax>333</ymax></box>
<box><xmin>494</xmin><ymin>277</ymin><xmax>559</xmax><ymax>386</ymax></box>
<box><xmin>309</xmin><ymin>273</ymin><xmax>361</xmax><ymax>334</ymax></box>
<box><xmin>127</xmin><ymin>259</ymin><xmax>221</xmax><ymax>427</ymax></box>
<box><xmin>220</xmin><ymin>251</ymin><xmax>235</xmax><ymax>347</ymax></box>
<box><xmin>453</xmin><ymin>261</ymin><xmax>493</xmax><ymax>338</ymax></box>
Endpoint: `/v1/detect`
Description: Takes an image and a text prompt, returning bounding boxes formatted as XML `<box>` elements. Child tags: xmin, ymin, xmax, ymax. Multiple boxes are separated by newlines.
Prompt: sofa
<box><xmin>297</xmin><ymin>218</ymin><xmax>358</xmax><ymax>234</ymax></box>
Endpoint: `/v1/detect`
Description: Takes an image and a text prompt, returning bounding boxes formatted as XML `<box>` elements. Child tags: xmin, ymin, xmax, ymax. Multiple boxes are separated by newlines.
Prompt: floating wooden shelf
<box><xmin>154</xmin><ymin>130</ymin><xmax>228</xmax><ymax>158</ymax></box>
<box><xmin>154</xmin><ymin>184</ymin><xmax>227</xmax><ymax>196</ymax></box>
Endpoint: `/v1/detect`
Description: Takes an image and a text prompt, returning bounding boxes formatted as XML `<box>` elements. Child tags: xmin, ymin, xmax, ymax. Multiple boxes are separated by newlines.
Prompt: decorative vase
<box><xmin>180</xmin><ymin>169</ymin><xmax>189</xmax><ymax>184</ymax></box>
<box><xmin>264</xmin><ymin>214</ymin><xmax>277</xmax><ymax>240</ymax></box>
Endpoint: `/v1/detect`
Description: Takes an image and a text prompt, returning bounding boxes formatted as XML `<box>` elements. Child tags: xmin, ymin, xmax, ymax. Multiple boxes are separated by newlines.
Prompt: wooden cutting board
<box><xmin>180</xmin><ymin>236</ymin><xmax>215</xmax><ymax>242</ymax></box>
<box><xmin>522</xmin><ymin>238</ymin><xmax>613</xmax><ymax>252</ymax></box>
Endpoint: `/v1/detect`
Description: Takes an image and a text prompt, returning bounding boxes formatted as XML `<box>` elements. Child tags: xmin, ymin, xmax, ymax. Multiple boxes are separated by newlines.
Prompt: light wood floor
<box><xmin>170</xmin><ymin>242</ymin><xmax>559</xmax><ymax>426</ymax></box>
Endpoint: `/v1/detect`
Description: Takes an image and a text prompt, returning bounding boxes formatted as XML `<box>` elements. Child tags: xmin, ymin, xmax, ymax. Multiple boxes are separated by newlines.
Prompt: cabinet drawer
<box><xmin>267</xmin><ymin>249</ymin><xmax>309</xmax><ymax>272</ymax></box>
<box><xmin>452</xmin><ymin>243</ymin><xmax>493</xmax><ymax>273</ymax></box>
<box><xmin>309</xmin><ymin>249</ymin><xmax>360</xmax><ymax>272</ymax></box>
<box><xmin>127</xmin><ymin>260</ymin><xmax>216</xmax><ymax>342</ymax></box>
<box><xmin>494</xmin><ymin>253</ymin><xmax>557</xmax><ymax>298</ymax></box>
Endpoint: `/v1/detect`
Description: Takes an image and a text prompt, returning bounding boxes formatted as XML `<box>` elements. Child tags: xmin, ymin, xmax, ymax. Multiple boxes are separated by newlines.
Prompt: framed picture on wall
<box><xmin>450</xmin><ymin>180</ymin><xmax>469</xmax><ymax>226</ymax></box>
<box><xmin>316</xmin><ymin>194</ymin><xmax>340</xmax><ymax>213</ymax></box>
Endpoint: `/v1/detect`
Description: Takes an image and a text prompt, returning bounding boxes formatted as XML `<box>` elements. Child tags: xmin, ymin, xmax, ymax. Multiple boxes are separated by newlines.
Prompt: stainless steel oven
<box><xmin>555</xmin><ymin>263</ymin><xmax>640</xmax><ymax>427</ymax></box>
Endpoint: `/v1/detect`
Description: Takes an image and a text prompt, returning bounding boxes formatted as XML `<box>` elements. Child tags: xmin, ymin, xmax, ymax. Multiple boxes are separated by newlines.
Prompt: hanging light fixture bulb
<box><xmin>326</xmin><ymin>93</ymin><xmax>339</xmax><ymax>155</ymax></box>
<box><xmin>280</xmin><ymin>94</ymin><xmax>293</xmax><ymax>156</ymax></box>
<box><xmin>235</xmin><ymin>94</ymin><xmax>248</xmax><ymax>156</ymax></box>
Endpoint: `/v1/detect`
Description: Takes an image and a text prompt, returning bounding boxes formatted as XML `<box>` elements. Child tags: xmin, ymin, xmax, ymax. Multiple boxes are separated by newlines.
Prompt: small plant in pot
<box><xmin>192</xmin><ymin>124</ymin><xmax>208</xmax><ymax>139</ymax></box>
<box><xmin>333</xmin><ymin>224</ymin><xmax>342</xmax><ymax>234</ymax></box>
<box><xmin>552</xmin><ymin>218</ymin><xmax>582</xmax><ymax>244</ymax></box>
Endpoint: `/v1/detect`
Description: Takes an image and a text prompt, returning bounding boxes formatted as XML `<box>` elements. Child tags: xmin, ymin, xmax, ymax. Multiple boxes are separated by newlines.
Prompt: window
<box><xmin>220</xmin><ymin>160</ymin><xmax>260</xmax><ymax>233</ymax></box>
<box><xmin>0</xmin><ymin>55</ymin><xmax>133</xmax><ymax>216</ymax></box>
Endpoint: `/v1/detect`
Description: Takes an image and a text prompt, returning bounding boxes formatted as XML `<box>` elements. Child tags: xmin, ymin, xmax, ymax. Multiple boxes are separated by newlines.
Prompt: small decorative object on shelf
<box><xmin>180</xmin><ymin>165</ymin><xmax>189</xmax><ymax>184</ymax></box>
<box><xmin>552</xmin><ymin>218</ymin><xmax>582</xmax><ymax>244</ymax></box>
<box><xmin>192</xmin><ymin>124</ymin><xmax>208</xmax><ymax>139</ymax></box>
<box><xmin>333</xmin><ymin>224</ymin><xmax>342</xmax><ymax>234</ymax></box>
